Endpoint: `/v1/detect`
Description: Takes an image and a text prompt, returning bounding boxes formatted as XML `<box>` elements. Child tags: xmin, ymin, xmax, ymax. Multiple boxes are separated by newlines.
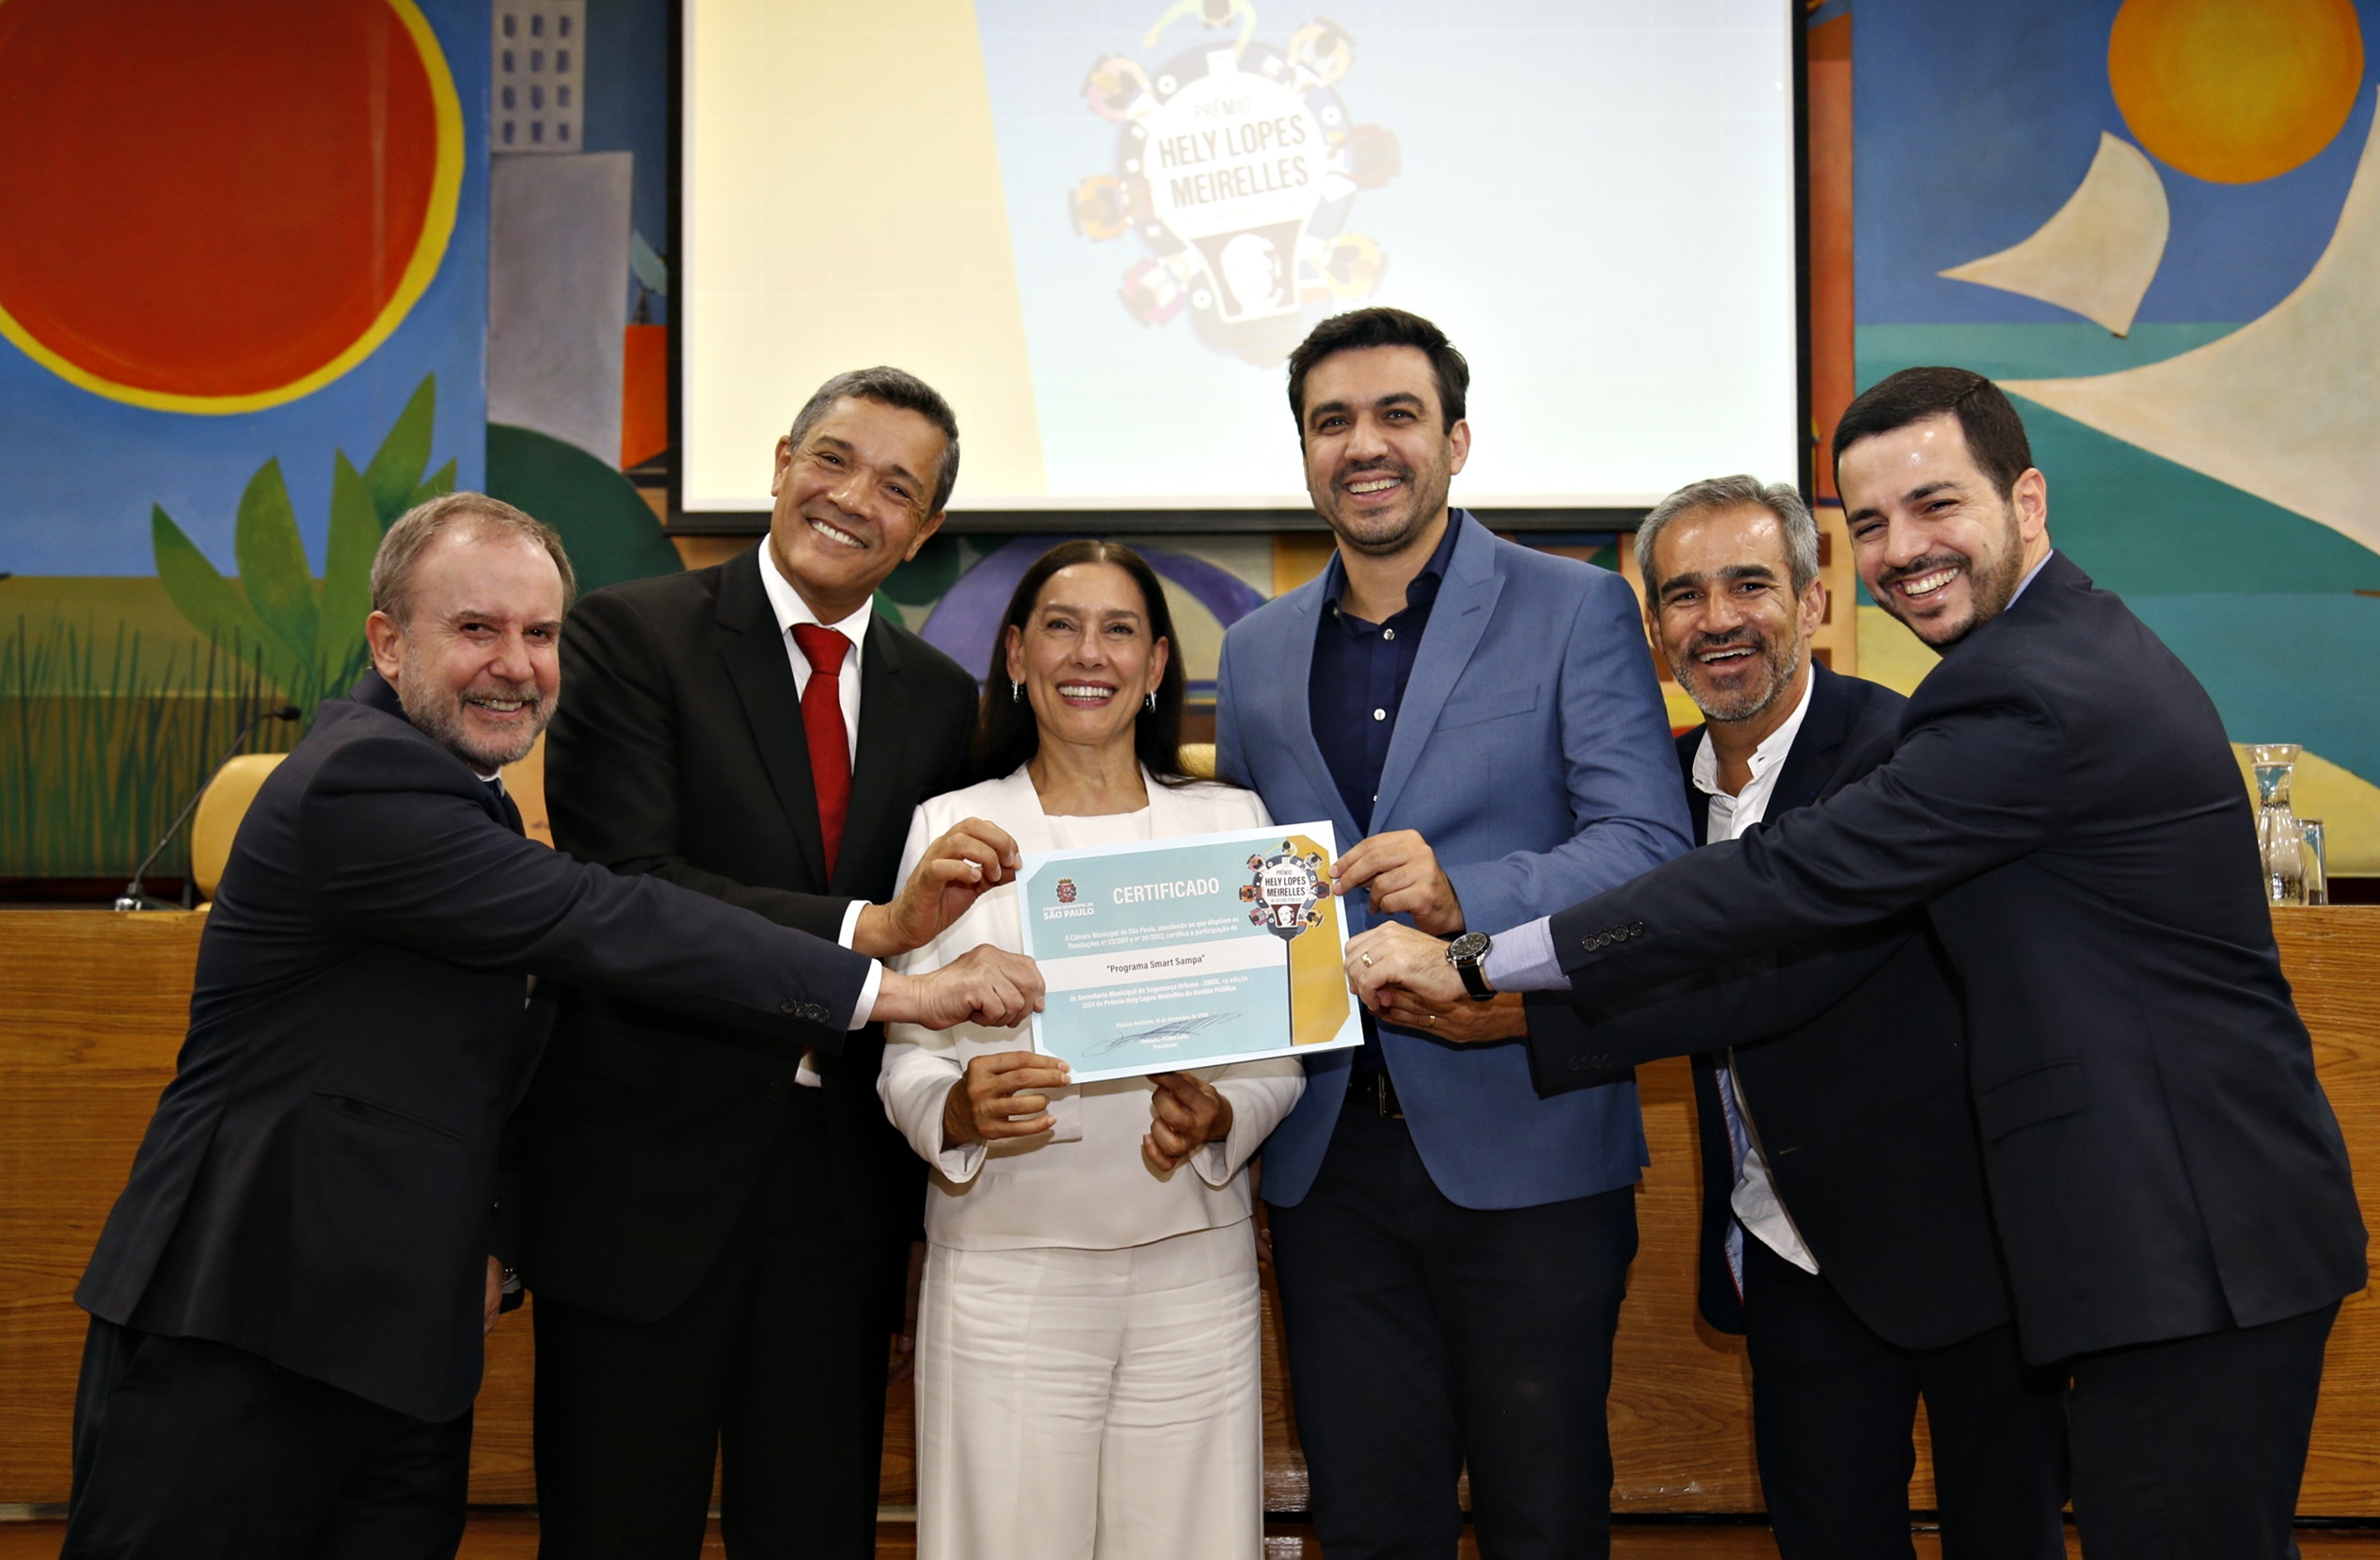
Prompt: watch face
<box><xmin>1448</xmin><ymin>931</ymin><xmax>1491</xmax><ymax>963</ymax></box>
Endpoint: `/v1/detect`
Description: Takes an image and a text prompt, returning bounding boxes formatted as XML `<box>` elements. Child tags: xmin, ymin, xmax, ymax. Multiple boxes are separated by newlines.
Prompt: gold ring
<box><xmin>1361</xmin><ymin>953</ymin><xmax>1374</xmax><ymax>967</ymax></box>
<box><xmin>1427</xmin><ymin>1012</ymin><xmax>1437</xmax><ymax>1027</ymax></box>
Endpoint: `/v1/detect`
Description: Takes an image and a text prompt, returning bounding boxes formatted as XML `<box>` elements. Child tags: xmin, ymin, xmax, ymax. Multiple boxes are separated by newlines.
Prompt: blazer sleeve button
<box><xmin>779</xmin><ymin>1000</ymin><xmax>798</xmax><ymax>1016</ymax></box>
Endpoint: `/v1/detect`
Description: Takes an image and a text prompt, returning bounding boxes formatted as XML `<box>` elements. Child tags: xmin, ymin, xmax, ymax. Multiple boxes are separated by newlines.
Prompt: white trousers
<box><xmin>914</xmin><ymin>1222</ymin><xmax>1264</xmax><ymax>1560</ymax></box>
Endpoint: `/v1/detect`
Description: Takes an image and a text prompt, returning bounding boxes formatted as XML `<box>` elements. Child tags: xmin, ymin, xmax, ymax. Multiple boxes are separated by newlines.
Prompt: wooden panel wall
<box><xmin>3</xmin><ymin>908</ymin><xmax>2375</xmax><ymax>1511</ymax></box>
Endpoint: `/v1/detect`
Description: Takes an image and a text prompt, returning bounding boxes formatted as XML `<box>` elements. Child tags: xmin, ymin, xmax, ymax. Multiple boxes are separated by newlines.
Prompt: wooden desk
<box><xmin>4</xmin><ymin>908</ymin><xmax>2375</xmax><ymax>1511</ymax></box>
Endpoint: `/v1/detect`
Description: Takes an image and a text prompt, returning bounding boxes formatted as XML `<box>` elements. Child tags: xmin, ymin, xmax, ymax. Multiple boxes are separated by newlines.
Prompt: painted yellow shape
<box><xmin>684</xmin><ymin>0</ymin><xmax>1047</xmax><ymax>502</ymax></box>
<box><xmin>1855</xmin><ymin>604</ymin><xmax>1940</xmax><ymax>698</ymax></box>
<box><xmin>2232</xmin><ymin>746</ymin><xmax>2380</xmax><ymax>877</ymax></box>
<box><xmin>2003</xmin><ymin>91</ymin><xmax>2380</xmax><ymax>558</ymax></box>
<box><xmin>0</xmin><ymin>0</ymin><xmax>464</xmax><ymax>416</ymax></box>
<box><xmin>2110</xmin><ymin>0</ymin><xmax>2364</xmax><ymax>184</ymax></box>
<box><xmin>1279</xmin><ymin>833</ymin><xmax>1354</xmax><ymax>1048</ymax></box>
<box><xmin>1940</xmin><ymin>133</ymin><xmax>2168</xmax><ymax>336</ymax></box>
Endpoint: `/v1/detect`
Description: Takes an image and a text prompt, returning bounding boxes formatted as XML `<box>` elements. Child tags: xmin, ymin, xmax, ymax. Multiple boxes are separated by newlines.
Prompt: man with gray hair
<box><xmin>1515</xmin><ymin>475</ymin><xmax>2070</xmax><ymax>1556</ymax></box>
<box><xmin>63</xmin><ymin>494</ymin><xmax>1039</xmax><ymax>1559</ymax></box>
<box><xmin>524</xmin><ymin>367</ymin><xmax>1008</xmax><ymax>1558</ymax></box>
<box><xmin>1609</xmin><ymin>478</ymin><xmax>2075</xmax><ymax>1560</ymax></box>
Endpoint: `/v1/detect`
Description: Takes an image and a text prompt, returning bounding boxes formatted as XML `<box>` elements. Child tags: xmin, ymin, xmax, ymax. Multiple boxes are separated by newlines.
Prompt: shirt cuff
<box><xmin>847</xmin><ymin>961</ymin><xmax>884</xmax><ymax>1030</ymax></box>
<box><xmin>1191</xmin><ymin>1137</ymin><xmax>1233</xmax><ymax>1188</ymax></box>
<box><xmin>836</xmin><ymin>899</ymin><xmax>866</xmax><ymax>948</ymax></box>
<box><xmin>1484</xmin><ymin>917</ymin><xmax>1569</xmax><ymax>993</ymax></box>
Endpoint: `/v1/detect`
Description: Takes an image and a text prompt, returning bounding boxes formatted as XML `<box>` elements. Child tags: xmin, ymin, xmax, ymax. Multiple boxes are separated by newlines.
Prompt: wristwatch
<box><xmin>1446</xmin><ymin>931</ymin><xmax>1495</xmax><ymax>1002</ymax></box>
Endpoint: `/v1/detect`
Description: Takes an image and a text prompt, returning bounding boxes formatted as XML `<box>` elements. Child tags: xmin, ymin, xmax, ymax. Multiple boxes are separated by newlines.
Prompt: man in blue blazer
<box><xmin>1352</xmin><ymin>371</ymin><xmax>2367</xmax><ymax>1560</ymax></box>
<box><xmin>1215</xmin><ymin>308</ymin><xmax>1691</xmax><ymax>1559</ymax></box>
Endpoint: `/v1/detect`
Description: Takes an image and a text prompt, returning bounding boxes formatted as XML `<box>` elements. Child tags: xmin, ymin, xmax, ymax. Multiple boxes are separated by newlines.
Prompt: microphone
<box><xmin>116</xmin><ymin>704</ymin><xmax>303</xmax><ymax>912</ymax></box>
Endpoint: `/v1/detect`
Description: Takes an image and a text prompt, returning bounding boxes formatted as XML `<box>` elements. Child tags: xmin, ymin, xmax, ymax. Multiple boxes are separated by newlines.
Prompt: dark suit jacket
<box><xmin>1535</xmin><ymin>554</ymin><xmax>2367</xmax><ymax>1362</ymax></box>
<box><xmin>1552</xmin><ymin>664</ymin><xmax>2007</xmax><ymax>1349</ymax></box>
<box><xmin>74</xmin><ymin>673</ymin><xmax>870</xmax><ymax>1423</ymax></box>
<box><xmin>525</xmin><ymin>545</ymin><xmax>976</xmax><ymax>1326</ymax></box>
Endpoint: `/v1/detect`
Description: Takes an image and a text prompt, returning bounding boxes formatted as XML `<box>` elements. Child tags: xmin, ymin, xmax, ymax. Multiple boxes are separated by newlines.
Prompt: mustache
<box><xmin>1686</xmin><ymin>628</ymin><xmax>1768</xmax><ymax>661</ymax></box>
<box><xmin>461</xmin><ymin>678</ymin><xmax>544</xmax><ymax>709</ymax></box>
<box><xmin>1877</xmin><ymin>550</ymin><xmax>1970</xmax><ymax>592</ymax></box>
<box><xmin>1335</xmin><ymin>457</ymin><xmax>1412</xmax><ymax>487</ymax></box>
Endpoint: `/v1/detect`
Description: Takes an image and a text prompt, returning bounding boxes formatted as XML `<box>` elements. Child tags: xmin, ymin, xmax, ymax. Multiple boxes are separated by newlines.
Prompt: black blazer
<box><xmin>524</xmin><ymin>545</ymin><xmax>977</xmax><ymax>1326</ymax></box>
<box><xmin>75</xmin><ymin>673</ymin><xmax>871</xmax><ymax>1423</ymax></box>
<box><xmin>1536</xmin><ymin>554</ymin><xmax>2367</xmax><ymax>1362</ymax></box>
<box><xmin>1556</xmin><ymin>664</ymin><xmax>2007</xmax><ymax>1349</ymax></box>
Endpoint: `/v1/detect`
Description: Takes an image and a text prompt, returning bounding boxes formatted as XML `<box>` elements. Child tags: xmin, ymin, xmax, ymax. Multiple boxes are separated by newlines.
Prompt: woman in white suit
<box><xmin>880</xmin><ymin>540</ymin><xmax>1303</xmax><ymax>1560</ymax></box>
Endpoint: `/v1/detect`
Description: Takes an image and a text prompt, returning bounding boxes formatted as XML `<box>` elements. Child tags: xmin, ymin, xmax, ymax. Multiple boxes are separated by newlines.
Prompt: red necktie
<box><xmin>790</xmin><ymin>624</ymin><xmax>852</xmax><ymax>879</ymax></box>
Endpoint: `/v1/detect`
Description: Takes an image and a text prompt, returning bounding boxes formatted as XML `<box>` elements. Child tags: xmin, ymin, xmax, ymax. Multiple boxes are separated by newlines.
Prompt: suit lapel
<box><xmin>1273</xmin><ymin>583</ymin><xmax>1360</xmax><ymax>846</ymax></box>
<box><xmin>1372</xmin><ymin>515</ymin><xmax>1500</xmax><ymax>827</ymax></box>
<box><xmin>711</xmin><ymin>550</ymin><xmax>830</xmax><ymax>884</ymax></box>
<box><xmin>836</xmin><ymin>615</ymin><xmax>912</xmax><ymax>896</ymax></box>
<box><xmin>1768</xmin><ymin>663</ymin><xmax>1849</xmax><ymax>817</ymax></box>
<box><xmin>1674</xmin><ymin>727</ymin><xmax>1712</xmax><ymax>847</ymax></box>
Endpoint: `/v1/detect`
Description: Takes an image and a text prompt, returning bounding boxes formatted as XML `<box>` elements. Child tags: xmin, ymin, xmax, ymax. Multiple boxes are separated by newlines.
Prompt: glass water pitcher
<box><xmin>2249</xmin><ymin>744</ymin><xmax>2306</xmax><ymax>906</ymax></box>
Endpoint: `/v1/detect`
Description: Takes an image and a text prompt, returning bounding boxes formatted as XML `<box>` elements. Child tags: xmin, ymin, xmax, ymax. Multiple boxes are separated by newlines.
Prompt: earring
<box><xmin>1010</xmin><ymin>680</ymin><xmax>1023</xmax><ymax>703</ymax></box>
<box><xmin>1144</xmin><ymin>692</ymin><xmax>1157</xmax><ymax>711</ymax></box>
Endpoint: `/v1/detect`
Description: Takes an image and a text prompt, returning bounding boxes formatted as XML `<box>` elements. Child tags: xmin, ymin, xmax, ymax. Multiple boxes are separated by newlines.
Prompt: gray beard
<box><xmin>397</xmin><ymin>657</ymin><xmax>549</xmax><ymax>773</ymax></box>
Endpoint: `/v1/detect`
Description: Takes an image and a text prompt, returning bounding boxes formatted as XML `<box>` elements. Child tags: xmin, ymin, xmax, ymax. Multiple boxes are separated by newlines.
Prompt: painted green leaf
<box><xmin>233</xmin><ymin>459</ymin><xmax>320</xmax><ymax>667</ymax></box>
<box><xmin>410</xmin><ymin>456</ymin><xmax>457</xmax><ymax>509</ymax></box>
<box><xmin>317</xmin><ymin>452</ymin><xmax>379</xmax><ymax>684</ymax></box>
<box><xmin>151</xmin><ymin>504</ymin><xmax>303</xmax><ymax>692</ymax></box>
<box><xmin>364</xmin><ymin>374</ymin><xmax>437</xmax><ymax>523</ymax></box>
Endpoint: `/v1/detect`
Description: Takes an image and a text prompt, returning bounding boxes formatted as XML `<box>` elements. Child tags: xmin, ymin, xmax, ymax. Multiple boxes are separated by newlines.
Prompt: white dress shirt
<box><xmin>755</xmin><ymin>543</ymin><xmax>881</xmax><ymax>1054</ymax></box>
<box><xmin>1694</xmin><ymin>673</ymin><xmax>1820</xmax><ymax>1287</ymax></box>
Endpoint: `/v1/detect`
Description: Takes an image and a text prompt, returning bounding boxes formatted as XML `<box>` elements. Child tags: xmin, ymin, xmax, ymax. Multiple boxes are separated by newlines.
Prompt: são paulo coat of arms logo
<box><xmin>1055</xmin><ymin>877</ymin><xmax>1079</xmax><ymax>905</ymax></box>
<box><xmin>1071</xmin><ymin>6</ymin><xmax>1398</xmax><ymax>366</ymax></box>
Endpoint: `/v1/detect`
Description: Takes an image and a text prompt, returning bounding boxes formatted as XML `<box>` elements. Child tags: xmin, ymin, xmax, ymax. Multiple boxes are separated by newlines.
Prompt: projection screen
<box><xmin>681</xmin><ymin>0</ymin><xmax>1799</xmax><ymax>516</ymax></box>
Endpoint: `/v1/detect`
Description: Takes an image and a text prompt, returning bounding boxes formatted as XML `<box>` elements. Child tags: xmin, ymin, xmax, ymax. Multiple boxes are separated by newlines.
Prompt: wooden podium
<box><xmin>4</xmin><ymin>908</ymin><xmax>2376</xmax><ymax>1512</ymax></box>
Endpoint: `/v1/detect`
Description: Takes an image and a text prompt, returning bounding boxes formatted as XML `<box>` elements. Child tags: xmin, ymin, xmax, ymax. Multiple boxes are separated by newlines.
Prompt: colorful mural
<box><xmin>1837</xmin><ymin>0</ymin><xmax>2380</xmax><ymax>872</ymax></box>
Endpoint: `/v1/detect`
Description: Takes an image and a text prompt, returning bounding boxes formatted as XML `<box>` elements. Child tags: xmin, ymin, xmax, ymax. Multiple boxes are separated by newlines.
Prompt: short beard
<box><xmin>1319</xmin><ymin>461</ymin><xmax>1452</xmax><ymax>558</ymax></box>
<box><xmin>1676</xmin><ymin>631</ymin><xmax>1802</xmax><ymax>724</ymax></box>
<box><xmin>396</xmin><ymin>649</ymin><xmax>551</xmax><ymax>773</ymax></box>
<box><xmin>1879</xmin><ymin>502</ymin><xmax>2028</xmax><ymax>648</ymax></box>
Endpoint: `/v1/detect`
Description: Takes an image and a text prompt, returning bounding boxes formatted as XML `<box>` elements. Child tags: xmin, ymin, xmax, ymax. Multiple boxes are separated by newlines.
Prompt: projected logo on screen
<box><xmin>1071</xmin><ymin>14</ymin><xmax>1398</xmax><ymax>367</ymax></box>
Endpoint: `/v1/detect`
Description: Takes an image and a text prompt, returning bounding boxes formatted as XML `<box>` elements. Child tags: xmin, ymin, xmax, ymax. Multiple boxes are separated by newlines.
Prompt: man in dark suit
<box><xmin>1595</xmin><ymin>476</ymin><xmax>2063</xmax><ymax>1557</ymax></box>
<box><xmin>527</xmin><ymin>367</ymin><xmax>1005</xmax><ymax>1558</ymax></box>
<box><xmin>1351</xmin><ymin>369</ymin><xmax>2367</xmax><ymax>1560</ymax></box>
<box><xmin>62</xmin><ymin>495</ymin><xmax>1037</xmax><ymax>1560</ymax></box>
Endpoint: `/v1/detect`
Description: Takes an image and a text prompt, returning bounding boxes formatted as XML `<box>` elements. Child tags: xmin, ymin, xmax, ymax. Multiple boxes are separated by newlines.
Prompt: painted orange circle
<box><xmin>2109</xmin><ymin>0</ymin><xmax>2365</xmax><ymax>184</ymax></box>
<box><xmin>0</xmin><ymin>0</ymin><xmax>461</xmax><ymax>412</ymax></box>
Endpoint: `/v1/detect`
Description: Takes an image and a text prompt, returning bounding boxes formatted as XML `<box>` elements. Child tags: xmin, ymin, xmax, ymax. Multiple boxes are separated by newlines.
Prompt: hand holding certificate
<box><xmin>1016</xmin><ymin>821</ymin><xmax>1364</xmax><ymax>1082</ymax></box>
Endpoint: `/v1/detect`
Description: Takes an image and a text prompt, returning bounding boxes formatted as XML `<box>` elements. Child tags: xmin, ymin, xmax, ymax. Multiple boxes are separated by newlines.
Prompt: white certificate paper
<box><xmin>1015</xmin><ymin>821</ymin><xmax>1363</xmax><ymax>1083</ymax></box>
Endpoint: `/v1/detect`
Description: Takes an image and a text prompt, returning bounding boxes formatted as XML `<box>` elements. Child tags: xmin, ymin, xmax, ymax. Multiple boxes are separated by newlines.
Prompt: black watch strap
<box><xmin>1448</xmin><ymin>931</ymin><xmax>1494</xmax><ymax>1001</ymax></box>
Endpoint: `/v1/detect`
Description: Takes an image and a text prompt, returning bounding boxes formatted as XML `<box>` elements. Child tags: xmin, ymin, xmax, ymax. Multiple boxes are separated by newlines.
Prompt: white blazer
<box><xmin>879</xmin><ymin>765</ymin><xmax>1306</xmax><ymax>1251</ymax></box>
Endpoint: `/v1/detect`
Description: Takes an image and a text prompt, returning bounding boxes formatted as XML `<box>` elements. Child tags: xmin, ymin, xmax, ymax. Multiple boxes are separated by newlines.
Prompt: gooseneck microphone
<box><xmin>115</xmin><ymin>704</ymin><xmax>303</xmax><ymax>912</ymax></box>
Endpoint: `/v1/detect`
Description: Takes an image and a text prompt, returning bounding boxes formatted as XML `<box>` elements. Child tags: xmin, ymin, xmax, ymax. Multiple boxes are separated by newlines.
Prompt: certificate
<box><xmin>1016</xmin><ymin>821</ymin><xmax>1362</xmax><ymax>1083</ymax></box>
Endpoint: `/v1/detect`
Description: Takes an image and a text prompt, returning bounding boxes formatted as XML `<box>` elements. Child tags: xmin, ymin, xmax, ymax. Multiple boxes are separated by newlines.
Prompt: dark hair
<box><xmin>969</xmin><ymin>541</ymin><xmax>1196</xmax><ymax>788</ymax></box>
<box><xmin>1832</xmin><ymin>367</ymin><xmax>2034</xmax><ymax>501</ymax></box>
<box><xmin>1285</xmin><ymin>307</ymin><xmax>1469</xmax><ymax>440</ymax></box>
<box><xmin>786</xmin><ymin>366</ymin><xmax>962</xmax><ymax>514</ymax></box>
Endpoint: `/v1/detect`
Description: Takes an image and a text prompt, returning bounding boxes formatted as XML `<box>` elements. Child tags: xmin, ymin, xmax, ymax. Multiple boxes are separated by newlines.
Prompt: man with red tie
<box><xmin>524</xmin><ymin>368</ymin><xmax>1008</xmax><ymax>1558</ymax></box>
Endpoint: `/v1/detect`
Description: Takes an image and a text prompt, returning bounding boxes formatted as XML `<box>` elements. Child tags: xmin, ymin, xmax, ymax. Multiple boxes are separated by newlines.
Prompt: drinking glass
<box><xmin>2300</xmin><ymin>819</ymin><xmax>2327</xmax><ymax>907</ymax></box>
<box><xmin>2248</xmin><ymin>744</ymin><xmax>2305</xmax><ymax>906</ymax></box>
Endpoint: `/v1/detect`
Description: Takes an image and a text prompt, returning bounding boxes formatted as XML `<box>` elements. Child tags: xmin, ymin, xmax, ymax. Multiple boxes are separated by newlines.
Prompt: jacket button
<box><xmin>780</xmin><ymin>1001</ymin><xmax>797</xmax><ymax>1015</ymax></box>
<box><xmin>1627</xmin><ymin>921</ymin><xmax>1644</xmax><ymax>936</ymax></box>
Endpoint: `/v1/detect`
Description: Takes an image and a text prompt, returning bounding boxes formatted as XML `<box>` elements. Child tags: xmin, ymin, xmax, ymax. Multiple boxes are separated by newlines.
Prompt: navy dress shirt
<box><xmin>1309</xmin><ymin>511</ymin><xmax>1466</xmax><ymax>1074</ymax></box>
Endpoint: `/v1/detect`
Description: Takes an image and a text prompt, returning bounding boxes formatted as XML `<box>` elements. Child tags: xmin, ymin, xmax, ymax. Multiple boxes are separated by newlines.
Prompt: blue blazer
<box><xmin>1215</xmin><ymin>513</ymin><xmax>1692</xmax><ymax>1209</ymax></box>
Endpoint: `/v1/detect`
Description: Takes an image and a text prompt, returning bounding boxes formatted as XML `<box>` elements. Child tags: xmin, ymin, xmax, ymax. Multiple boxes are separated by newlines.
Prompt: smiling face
<box><xmin>1297</xmin><ymin>344</ymin><xmax>1471</xmax><ymax>558</ymax></box>
<box><xmin>1648</xmin><ymin>502</ymin><xmax>1824</xmax><ymax>725</ymax></box>
<box><xmin>366</xmin><ymin>529</ymin><xmax>564</xmax><ymax>772</ymax></box>
<box><xmin>768</xmin><ymin>395</ymin><xmax>950</xmax><ymax>621</ymax></box>
<box><xmin>1004</xmin><ymin>562</ymin><xmax>1170</xmax><ymax>759</ymax></box>
<box><xmin>1838</xmin><ymin>413</ymin><xmax>2050</xmax><ymax>648</ymax></box>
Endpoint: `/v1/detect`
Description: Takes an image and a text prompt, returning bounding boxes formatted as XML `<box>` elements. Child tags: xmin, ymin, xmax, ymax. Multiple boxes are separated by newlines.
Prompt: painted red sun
<box><xmin>0</xmin><ymin>0</ymin><xmax>460</xmax><ymax>412</ymax></box>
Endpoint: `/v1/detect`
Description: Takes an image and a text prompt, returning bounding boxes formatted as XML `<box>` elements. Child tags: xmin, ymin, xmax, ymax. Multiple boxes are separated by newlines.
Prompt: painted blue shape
<box><xmin>0</xmin><ymin>0</ymin><xmax>491</xmax><ymax>578</ymax></box>
<box><xmin>1853</xmin><ymin>0</ymin><xmax>2377</xmax><ymax>326</ymax></box>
